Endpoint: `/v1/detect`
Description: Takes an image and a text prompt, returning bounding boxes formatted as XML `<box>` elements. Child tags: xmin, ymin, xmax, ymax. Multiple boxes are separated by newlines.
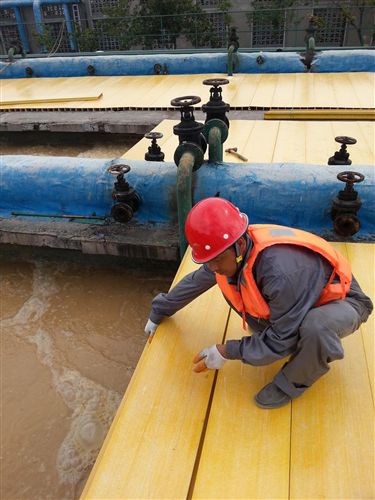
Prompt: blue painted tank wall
<box><xmin>1</xmin><ymin>155</ymin><xmax>374</xmax><ymax>238</ymax></box>
<box><xmin>0</xmin><ymin>52</ymin><xmax>305</xmax><ymax>79</ymax></box>
<box><xmin>1</xmin><ymin>50</ymin><xmax>372</xmax><ymax>80</ymax></box>
<box><xmin>313</xmin><ymin>50</ymin><xmax>375</xmax><ymax>73</ymax></box>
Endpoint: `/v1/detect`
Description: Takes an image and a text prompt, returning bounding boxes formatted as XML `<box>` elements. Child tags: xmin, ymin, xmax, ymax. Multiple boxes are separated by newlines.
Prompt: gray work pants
<box><xmin>273</xmin><ymin>300</ymin><xmax>363</xmax><ymax>398</ymax></box>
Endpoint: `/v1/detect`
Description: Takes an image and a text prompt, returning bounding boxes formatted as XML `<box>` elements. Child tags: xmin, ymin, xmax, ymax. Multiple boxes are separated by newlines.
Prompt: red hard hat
<box><xmin>185</xmin><ymin>197</ymin><xmax>249</xmax><ymax>263</ymax></box>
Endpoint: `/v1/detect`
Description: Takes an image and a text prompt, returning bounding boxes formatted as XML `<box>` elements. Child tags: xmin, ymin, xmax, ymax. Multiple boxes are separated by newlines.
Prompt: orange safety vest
<box><xmin>216</xmin><ymin>224</ymin><xmax>352</xmax><ymax>327</ymax></box>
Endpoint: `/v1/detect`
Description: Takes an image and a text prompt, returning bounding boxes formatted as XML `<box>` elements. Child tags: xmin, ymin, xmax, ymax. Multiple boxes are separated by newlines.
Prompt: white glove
<box><xmin>144</xmin><ymin>318</ymin><xmax>158</xmax><ymax>339</ymax></box>
<box><xmin>193</xmin><ymin>345</ymin><xmax>227</xmax><ymax>372</ymax></box>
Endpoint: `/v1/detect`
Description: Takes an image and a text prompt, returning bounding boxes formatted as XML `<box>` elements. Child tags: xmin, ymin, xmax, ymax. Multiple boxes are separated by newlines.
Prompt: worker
<box><xmin>145</xmin><ymin>198</ymin><xmax>373</xmax><ymax>409</ymax></box>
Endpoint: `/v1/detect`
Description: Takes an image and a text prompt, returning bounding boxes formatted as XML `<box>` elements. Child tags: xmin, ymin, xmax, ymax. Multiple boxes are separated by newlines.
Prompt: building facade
<box><xmin>1</xmin><ymin>0</ymin><xmax>373</xmax><ymax>56</ymax></box>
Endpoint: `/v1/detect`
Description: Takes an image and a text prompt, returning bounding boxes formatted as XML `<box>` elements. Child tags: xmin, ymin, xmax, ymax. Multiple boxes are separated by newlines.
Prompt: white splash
<box><xmin>2</xmin><ymin>262</ymin><xmax>122</xmax><ymax>486</ymax></box>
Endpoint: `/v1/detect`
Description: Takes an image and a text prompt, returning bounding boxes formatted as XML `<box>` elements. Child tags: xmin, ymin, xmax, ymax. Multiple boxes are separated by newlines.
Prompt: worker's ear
<box><xmin>237</xmin><ymin>237</ymin><xmax>247</xmax><ymax>253</ymax></box>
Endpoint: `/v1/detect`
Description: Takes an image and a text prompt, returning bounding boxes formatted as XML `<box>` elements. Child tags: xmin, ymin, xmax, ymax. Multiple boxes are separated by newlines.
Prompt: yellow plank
<box><xmin>290</xmin><ymin>242</ymin><xmax>374</xmax><ymax>500</ymax></box>
<box><xmin>81</xmin><ymin>249</ymin><xmax>231</xmax><ymax>500</ymax></box>
<box><xmin>305</xmin><ymin>121</ymin><xmax>336</xmax><ymax>164</ymax></box>
<box><xmin>222</xmin><ymin>119</ymin><xmax>257</xmax><ymax>163</ymax></box>
<box><xmin>223</xmin><ymin>73</ymin><xmax>253</xmax><ymax>105</ymax></box>
<box><xmin>1</xmin><ymin>93</ymin><xmax>102</xmax><ymax>105</ymax></box>
<box><xmin>1</xmin><ymin>72</ymin><xmax>374</xmax><ymax>110</ymax></box>
<box><xmin>292</xmin><ymin>73</ymin><xmax>313</xmax><ymax>109</ymax></box>
<box><xmin>264</xmin><ymin>109</ymin><xmax>375</xmax><ymax>120</ymax></box>
<box><xmin>273</xmin><ymin>121</ymin><xmax>307</xmax><ymax>163</ymax></box>
<box><xmin>331</xmin><ymin>72</ymin><xmax>361</xmax><ymax>109</ymax></box>
<box><xmin>124</xmin><ymin>119</ymin><xmax>375</xmax><ymax>165</ymax></box>
<box><xmin>312</xmin><ymin>73</ymin><xmax>338</xmax><ymax>108</ymax></box>
<box><xmin>123</xmin><ymin>120</ymin><xmax>175</xmax><ymax>160</ymax></box>
<box><xmin>271</xmin><ymin>72</ymin><xmax>298</xmax><ymax>108</ymax></box>
<box><xmin>192</xmin><ymin>312</ymin><xmax>290</xmax><ymax>499</ymax></box>
<box><xmin>347</xmin><ymin>72</ymin><xmax>375</xmax><ymax>109</ymax></box>
<box><xmin>250</xmin><ymin>73</ymin><xmax>279</xmax><ymax>108</ymax></box>
<box><xmin>345</xmin><ymin>242</ymin><xmax>374</xmax><ymax>398</ymax></box>
<box><xmin>330</xmin><ymin>121</ymin><xmax>375</xmax><ymax>165</ymax></box>
<box><xmin>231</xmin><ymin>120</ymin><xmax>280</xmax><ymax>163</ymax></box>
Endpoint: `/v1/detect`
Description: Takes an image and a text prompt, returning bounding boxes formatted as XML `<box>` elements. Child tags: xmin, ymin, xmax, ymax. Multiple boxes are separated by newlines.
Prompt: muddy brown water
<box><xmin>0</xmin><ymin>134</ymin><xmax>176</xmax><ymax>499</ymax></box>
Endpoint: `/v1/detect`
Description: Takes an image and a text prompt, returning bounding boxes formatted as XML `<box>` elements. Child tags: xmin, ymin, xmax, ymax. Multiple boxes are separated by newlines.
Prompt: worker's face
<box><xmin>206</xmin><ymin>246</ymin><xmax>238</xmax><ymax>277</ymax></box>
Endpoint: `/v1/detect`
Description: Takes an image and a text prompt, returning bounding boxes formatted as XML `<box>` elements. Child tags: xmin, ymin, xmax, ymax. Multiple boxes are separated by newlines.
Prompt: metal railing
<box><xmin>1</xmin><ymin>5</ymin><xmax>374</xmax><ymax>56</ymax></box>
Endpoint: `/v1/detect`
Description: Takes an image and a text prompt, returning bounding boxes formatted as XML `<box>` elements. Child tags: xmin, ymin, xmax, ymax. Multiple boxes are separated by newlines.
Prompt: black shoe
<box><xmin>255</xmin><ymin>382</ymin><xmax>292</xmax><ymax>409</ymax></box>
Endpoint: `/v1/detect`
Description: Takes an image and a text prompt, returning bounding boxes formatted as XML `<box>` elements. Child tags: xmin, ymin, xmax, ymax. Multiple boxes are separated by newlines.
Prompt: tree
<box><xmin>100</xmin><ymin>0</ymin><xmax>138</xmax><ymax>50</ymax></box>
<box><xmin>132</xmin><ymin>0</ymin><xmax>232</xmax><ymax>50</ymax></box>
<box><xmin>74</xmin><ymin>26</ymin><xmax>101</xmax><ymax>52</ymax></box>
<box><xmin>246</xmin><ymin>0</ymin><xmax>303</xmax><ymax>47</ymax></box>
<box><xmin>331</xmin><ymin>0</ymin><xmax>375</xmax><ymax>46</ymax></box>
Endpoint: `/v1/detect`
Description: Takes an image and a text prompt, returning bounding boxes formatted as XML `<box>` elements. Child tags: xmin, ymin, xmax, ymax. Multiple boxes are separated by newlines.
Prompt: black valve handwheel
<box><xmin>107</xmin><ymin>164</ymin><xmax>131</xmax><ymax>176</ymax></box>
<box><xmin>202</xmin><ymin>78</ymin><xmax>229</xmax><ymax>87</ymax></box>
<box><xmin>170</xmin><ymin>95</ymin><xmax>201</xmax><ymax>107</ymax></box>
<box><xmin>335</xmin><ymin>136</ymin><xmax>357</xmax><ymax>146</ymax></box>
<box><xmin>337</xmin><ymin>171</ymin><xmax>365</xmax><ymax>183</ymax></box>
<box><xmin>144</xmin><ymin>132</ymin><xmax>163</xmax><ymax>140</ymax></box>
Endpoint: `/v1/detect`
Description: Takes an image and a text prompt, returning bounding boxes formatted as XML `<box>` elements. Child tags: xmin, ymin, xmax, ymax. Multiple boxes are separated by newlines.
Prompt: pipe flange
<box><xmin>174</xmin><ymin>142</ymin><xmax>204</xmax><ymax>171</ymax></box>
<box><xmin>202</xmin><ymin>118</ymin><xmax>229</xmax><ymax>144</ymax></box>
<box><xmin>111</xmin><ymin>203</ymin><xmax>133</xmax><ymax>223</ymax></box>
<box><xmin>333</xmin><ymin>213</ymin><xmax>360</xmax><ymax>237</ymax></box>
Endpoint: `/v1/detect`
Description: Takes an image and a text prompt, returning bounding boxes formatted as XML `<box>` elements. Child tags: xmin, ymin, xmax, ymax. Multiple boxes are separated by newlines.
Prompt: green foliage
<box><xmin>246</xmin><ymin>0</ymin><xmax>302</xmax><ymax>46</ymax></box>
<box><xmin>93</xmin><ymin>0</ymin><xmax>232</xmax><ymax>50</ymax></box>
<box><xmin>101</xmin><ymin>0</ymin><xmax>136</xmax><ymax>50</ymax></box>
<box><xmin>74</xmin><ymin>26</ymin><xmax>101</xmax><ymax>52</ymax></box>
<box><xmin>32</xmin><ymin>25</ymin><xmax>57</xmax><ymax>53</ymax></box>
<box><xmin>332</xmin><ymin>0</ymin><xmax>375</xmax><ymax>45</ymax></box>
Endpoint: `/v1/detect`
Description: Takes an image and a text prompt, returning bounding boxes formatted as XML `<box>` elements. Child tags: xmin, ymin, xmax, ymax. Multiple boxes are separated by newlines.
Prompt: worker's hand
<box><xmin>193</xmin><ymin>344</ymin><xmax>228</xmax><ymax>372</ymax></box>
<box><xmin>144</xmin><ymin>319</ymin><xmax>158</xmax><ymax>340</ymax></box>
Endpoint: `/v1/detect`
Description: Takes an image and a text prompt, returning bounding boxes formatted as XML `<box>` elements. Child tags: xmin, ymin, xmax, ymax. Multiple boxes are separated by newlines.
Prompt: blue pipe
<box><xmin>0</xmin><ymin>0</ymin><xmax>78</xmax><ymax>7</ymax></box>
<box><xmin>33</xmin><ymin>0</ymin><xmax>43</xmax><ymax>35</ymax></box>
<box><xmin>0</xmin><ymin>0</ymin><xmax>79</xmax><ymax>49</ymax></box>
<box><xmin>1</xmin><ymin>156</ymin><xmax>374</xmax><ymax>239</ymax></box>
<box><xmin>62</xmin><ymin>3</ymin><xmax>76</xmax><ymax>51</ymax></box>
<box><xmin>13</xmin><ymin>6</ymin><xmax>30</xmax><ymax>53</ymax></box>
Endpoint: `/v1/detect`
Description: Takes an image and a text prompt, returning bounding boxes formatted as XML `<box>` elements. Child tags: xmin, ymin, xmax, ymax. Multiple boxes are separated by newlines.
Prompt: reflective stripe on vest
<box><xmin>215</xmin><ymin>224</ymin><xmax>352</xmax><ymax>322</ymax></box>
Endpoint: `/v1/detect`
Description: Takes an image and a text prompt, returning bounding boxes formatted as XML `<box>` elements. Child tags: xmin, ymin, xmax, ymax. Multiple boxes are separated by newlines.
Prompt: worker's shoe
<box><xmin>254</xmin><ymin>382</ymin><xmax>291</xmax><ymax>409</ymax></box>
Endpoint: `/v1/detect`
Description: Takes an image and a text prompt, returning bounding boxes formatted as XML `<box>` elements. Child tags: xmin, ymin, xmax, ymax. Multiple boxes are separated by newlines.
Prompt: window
<box><xmin>90</xmin><ymin>0</ymin><xmax>119</xmax><ymax>16</ymax></box>
<box><xmin>46</xmin><ymin>22</ymin><xmax>71</xmax><ymax>52</ymax></box>
<box><xmin>0</xmin><ymin>9</ymin><xmax>16</xmax><ymax>21</ymax></box>
<box><xmin>1</xmin><ymin>25</ymin><xmax>20</xmax><ymax>50</ymax></box>
<box><xmin>208</xmin><ymin>12</ymin><xmax>227</xmax><ymax>47</ymax></box>
<box><xmin>314</xmin><ymin>8</ymin><xmax>346</xmax><ymax>46</ymax></box>
<box><xmin>42</xmin><ymin>5</ymin><xmax>64</xmax><ymax>19</ymax></box>
<box><xmin>251</xmin><ymin>9</ymin><xmax>285</xmax><ymax>47</ymax></box>
<box><xmin>92</xmin><ymin>19</ymin><xmax>120</xmax><ymax>50</ymax></box>
<box><xmin>199</xmin><ymin>0</ymin><xmax>221</xmax><ymax>7</ymax></box>
<box><xmin>72</xmin><ymin>4</ymin><xmax>81</xmax><ymax>24</ymax></box>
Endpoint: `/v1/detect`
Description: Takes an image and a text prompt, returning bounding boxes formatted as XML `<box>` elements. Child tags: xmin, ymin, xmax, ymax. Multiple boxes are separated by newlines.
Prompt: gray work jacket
<box><xmin>149</xmin><ymin>244</ymin><xmax>373</xmax><ymax>364</ymax></box>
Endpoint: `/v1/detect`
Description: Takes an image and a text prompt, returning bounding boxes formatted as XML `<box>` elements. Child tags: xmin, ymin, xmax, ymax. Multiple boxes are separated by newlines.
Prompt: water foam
<box><xmin>3</xmin><ymin>262</ymin><xmax>122</xmax><ymax>486</ymax></box>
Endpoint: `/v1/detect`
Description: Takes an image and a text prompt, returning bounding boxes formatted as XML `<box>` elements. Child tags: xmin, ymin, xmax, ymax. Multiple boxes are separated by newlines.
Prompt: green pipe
<box><xmin>176</xmin><ymin>151</ymin><xmax>195</xmax><ymax>258</ymax></box>
<box><xmin>227</xmin><ymin>44</ymin><xmax>235</xmax><ymax>76</ymax></box>
<box><xmin>12</xmin><ymin>211</ymin><xmax>105</xmax><ymax>220</ymax></box>
<box><xmin>307</xmin><ymin>36</ymin><xmax>315</xmax><ymax>51</ymax></box>
<box><xmin>208</xmin><ymin>126</ymin><xmax>222</xmax><ymax>162</ymax></box>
